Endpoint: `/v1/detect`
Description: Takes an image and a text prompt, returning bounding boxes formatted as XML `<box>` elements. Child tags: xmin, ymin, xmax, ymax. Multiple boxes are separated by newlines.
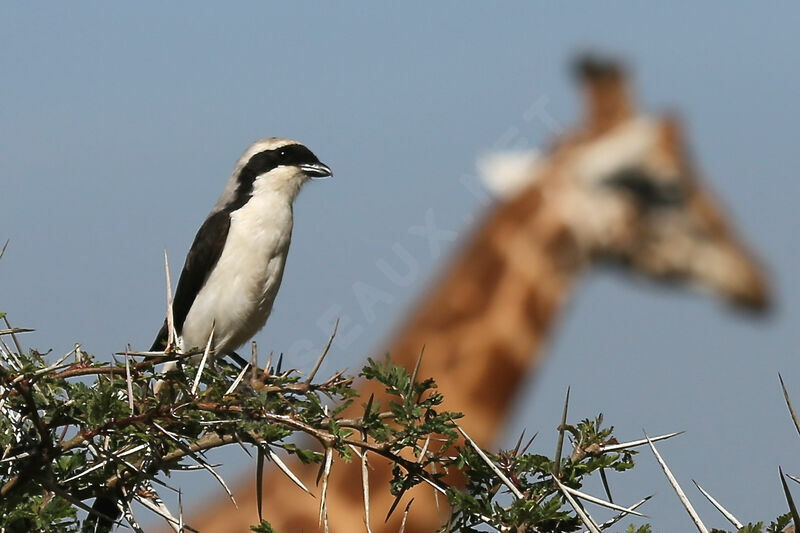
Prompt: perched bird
<box><xmin>150</xmin><ymin>137</ymin><xmax>331</xmax><ymax>369</ymax></box>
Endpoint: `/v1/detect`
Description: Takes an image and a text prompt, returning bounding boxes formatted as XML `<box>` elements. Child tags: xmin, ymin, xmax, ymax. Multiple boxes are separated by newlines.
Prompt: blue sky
<box><xmin>1</xmin><ymin>3</ymin><xmax>799</xmax><ymax>530</ymax></box>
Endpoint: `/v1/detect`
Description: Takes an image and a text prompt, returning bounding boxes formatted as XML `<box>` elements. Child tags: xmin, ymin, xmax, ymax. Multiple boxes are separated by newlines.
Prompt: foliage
<box><xmin>0</xmin><ymin>318</ymin><xmax>796</xmax><ymax>532</ymax></box>
<box><xmin>444</xmin><ymin>415</ymin><xmax>636</xmax><ymax>532</ymax></box>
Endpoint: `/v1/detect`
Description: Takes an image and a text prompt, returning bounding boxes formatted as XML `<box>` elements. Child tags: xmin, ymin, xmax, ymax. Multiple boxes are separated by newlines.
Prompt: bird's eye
<box><xmin>279</xmin><ymin>150</ymin><xmax>287</xmax><ymax>158</ymax></box>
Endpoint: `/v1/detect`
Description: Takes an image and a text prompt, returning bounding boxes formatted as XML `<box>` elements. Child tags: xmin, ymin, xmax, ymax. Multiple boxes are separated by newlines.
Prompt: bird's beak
<box><xmin>300</xmin><ymin>162</ymin><xmax>333</xmax><ymax>179</ymax></box>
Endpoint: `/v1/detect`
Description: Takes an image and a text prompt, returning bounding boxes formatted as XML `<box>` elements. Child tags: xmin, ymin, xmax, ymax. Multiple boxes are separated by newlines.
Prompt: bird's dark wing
<box><xmin>150</xmin><ymin>211</ymin><xmax>231</xmax><ymax>351</ymax></box>
<box><xmin>150</xmin><ymin>322</ymin><xmax>169</xmax><ymax>352</ymax></box>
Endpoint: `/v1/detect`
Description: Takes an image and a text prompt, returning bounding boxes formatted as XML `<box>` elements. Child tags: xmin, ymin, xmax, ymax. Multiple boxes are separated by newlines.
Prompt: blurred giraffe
<box><xmin>180</xmin><ymin>55</ymin><xmax>770</xmax><ymax>532</ymax></box>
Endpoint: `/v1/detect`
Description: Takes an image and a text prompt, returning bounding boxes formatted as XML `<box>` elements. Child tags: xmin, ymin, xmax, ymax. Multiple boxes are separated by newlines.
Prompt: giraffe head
<box><xmin>481</xmin><ymin>55</ymin><xmax>770</xmax><ymax>312</ymax></box>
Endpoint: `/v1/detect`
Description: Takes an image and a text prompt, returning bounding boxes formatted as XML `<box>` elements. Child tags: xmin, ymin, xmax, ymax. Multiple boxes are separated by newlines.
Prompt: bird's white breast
<box><xmin>180</xmin><ymin>191</ymin><xmax>294</xmax><ymax>355</ymax></box>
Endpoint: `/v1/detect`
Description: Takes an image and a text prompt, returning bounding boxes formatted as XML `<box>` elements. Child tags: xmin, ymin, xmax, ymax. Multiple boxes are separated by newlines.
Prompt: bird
<box><xmin>150</xmin><ymin>137</ymin><xmax>332</xmax><ymax>372</ymax></box>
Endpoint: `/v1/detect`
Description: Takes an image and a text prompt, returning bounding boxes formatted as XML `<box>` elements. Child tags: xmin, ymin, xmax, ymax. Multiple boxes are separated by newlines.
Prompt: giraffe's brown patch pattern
<box><xmin>470</xmin><ymin>341</ymin><xmax>527</xmax><ymax>416</ymax></box>
<box><xmin>523</xmin><ymin>286</ymin><xmax>554</xmax><ymax>333</ymax></box>
<box><xmin>422</xmin><ymin>242</ymin><xmax>507</xmax><ymax>332</ymax></box>
<box><xmin>410</xmin><ymin>187</ymin><xmax>546</xmax><ymax>334</ymax></box>
<box><xmin>497</xmin><ymin>185</ymin><xmax>544</xmax><ymax>229</ymax></box>
<box><xmin>542</xmin><ymin>224</ymin><xmax>582</xmax><ymax>272</ymax></box>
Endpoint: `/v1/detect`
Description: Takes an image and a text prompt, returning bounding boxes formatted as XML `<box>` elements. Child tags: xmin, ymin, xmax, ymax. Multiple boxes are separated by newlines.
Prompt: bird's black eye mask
<box><xmin>238</xmin><ymin>144</ymin><xmax>322</xmax><ymax>187</ymax></box>
<box><xmin>603</xmin><ymin>166</ymin><xmax>686</xmax><ymax>208</ymax></box>
<box><xmin>223</xmin><ymin>144</ymin><xmax>323</xmax><ymax>212</ymax></box>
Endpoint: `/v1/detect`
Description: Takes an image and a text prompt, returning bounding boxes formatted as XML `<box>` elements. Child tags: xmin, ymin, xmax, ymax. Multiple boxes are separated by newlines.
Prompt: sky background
<box><xmin>1</xmin><ymin>3</ymin><xmax>799</xmax><ymax>531</ymax></box>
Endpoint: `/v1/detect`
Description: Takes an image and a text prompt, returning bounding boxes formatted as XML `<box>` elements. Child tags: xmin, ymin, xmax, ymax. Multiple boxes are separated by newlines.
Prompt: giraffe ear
<box><xmin>477</xmin><ymin>150</ymin><xmax>542</xmax><ymax>200</ymax></box>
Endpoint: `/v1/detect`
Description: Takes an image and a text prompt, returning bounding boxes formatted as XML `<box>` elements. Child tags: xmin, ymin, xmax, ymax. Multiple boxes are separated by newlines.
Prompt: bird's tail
<box><xmin>148</xmin><ymin>320</ymin><xmax>169</xmax><ymax>356</ymax></box>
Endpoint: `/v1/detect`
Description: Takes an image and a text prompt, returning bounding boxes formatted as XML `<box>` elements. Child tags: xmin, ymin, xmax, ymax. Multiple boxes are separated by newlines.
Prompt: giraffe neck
<box><xmin>383</xmin><ymin>183</ymin><xmax>583</xmax><ymax>442</ymax></box>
